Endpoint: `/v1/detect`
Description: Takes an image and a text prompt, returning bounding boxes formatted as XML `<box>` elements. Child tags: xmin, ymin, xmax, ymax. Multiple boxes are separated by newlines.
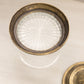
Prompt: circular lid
<box><xmin>9</xmin><ymin>3</ymin><xmax>69</xmax><ymax>55</ymax></box>
<box><xmin>63</xmin><ymin>62</ymin><xmax>84</xmax><ymax>84</ymax></box>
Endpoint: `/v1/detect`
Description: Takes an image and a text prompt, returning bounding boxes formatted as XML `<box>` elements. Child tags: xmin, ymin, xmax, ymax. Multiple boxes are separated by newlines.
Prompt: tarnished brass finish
<box><xmin>63</xmin><ymin>62</ymin><xmax>84</xmax><ymax>84</ymax></box>
<box><xmin>9</xmin><ymin>3</ymin><xmax>69</xmax><ymax>55</ymax></box>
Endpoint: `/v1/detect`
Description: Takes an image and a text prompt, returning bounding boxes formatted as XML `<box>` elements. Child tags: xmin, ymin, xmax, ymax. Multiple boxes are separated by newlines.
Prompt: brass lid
<box><xmin>63</xmin><ymin>62</ymin><xmax>84</xmax><ymax>84</ymax></box>
<box><xmin>9</xmin><ymin>3</ymin><xmax>69</xmax><ymax>55</ymax></box>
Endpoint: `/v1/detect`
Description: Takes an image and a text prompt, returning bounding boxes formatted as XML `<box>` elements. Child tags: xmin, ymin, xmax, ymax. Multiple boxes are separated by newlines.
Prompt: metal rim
<box><xmin>9</xmin><ymin>3</ymin><xmax>69</xmax><ymax>55</ymax></box>
<box><xmin>63</xmin><ymin>62</ymin><xmax>84</xmax><ymax>84</ymax></box>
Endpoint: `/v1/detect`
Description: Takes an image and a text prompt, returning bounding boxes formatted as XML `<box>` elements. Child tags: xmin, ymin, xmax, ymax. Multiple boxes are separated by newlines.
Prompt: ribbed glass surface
<box><xmin>15</xmin><ymin>11</ymin><xmax>62</xmax><ymax>51</ymax></box>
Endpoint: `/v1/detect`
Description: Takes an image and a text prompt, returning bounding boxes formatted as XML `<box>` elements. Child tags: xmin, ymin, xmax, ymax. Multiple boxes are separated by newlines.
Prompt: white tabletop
<box><xmin>0</xmin><ymin>0</ymin><xmax>84</xmax><ymax>84</ymax></box>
